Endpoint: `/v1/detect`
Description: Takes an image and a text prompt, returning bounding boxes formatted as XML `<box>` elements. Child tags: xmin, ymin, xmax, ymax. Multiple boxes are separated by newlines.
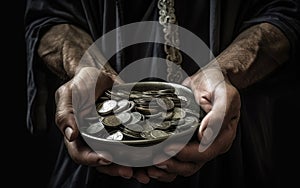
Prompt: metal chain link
<box><xmin>158</xmin><ymin>0</ymin><xmax>183</xmax><ymax>83</ymax></box>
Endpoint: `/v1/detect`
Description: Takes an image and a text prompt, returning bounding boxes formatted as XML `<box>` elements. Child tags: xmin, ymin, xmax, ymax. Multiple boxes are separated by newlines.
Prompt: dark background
<box><xmin>6</xmin><ymin>1</ymin><xmax>299</xmax><ymax>187</ymax></box>
<box><xmin>4</xmin><ymin>1</ymin><xmax>59</xmax><ymax>187</ymax></box>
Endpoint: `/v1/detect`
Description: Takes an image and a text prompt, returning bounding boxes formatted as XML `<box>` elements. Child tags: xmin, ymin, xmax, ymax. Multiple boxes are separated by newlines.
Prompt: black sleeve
<box><xmin>241</xmin><ymin>0</ymin><xmax>300</xmax><ymax>59</ymax></box>
<box><xmin>24</xmin><ymin>0</ymin><xmax>88</xmax><ymax>133</ymax></box>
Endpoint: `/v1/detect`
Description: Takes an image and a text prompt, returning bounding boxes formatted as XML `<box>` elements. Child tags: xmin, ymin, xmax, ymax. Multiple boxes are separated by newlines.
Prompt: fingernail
<box><xmin>99</xmin><ymin>159</ymin><xmax>111</xmax><ymax>165</ymax></box>
<box><xmin>121</xmin><ymin>175</ymin><xmax>132</xmax><ymax>179</ymax></box>
<box><xmin>97</xmin><ymin>153</ymin><xmax>112</xmax><ymax>165</ymax></box>
<box><xmin>156</xmin><ymin>165</ymin><xmax>167</xmax><ymax>170</ymax></box>
<box><xmin>202</xmin><ymin>127</ymin><xmax>214</xmax><ymax>145</ymax></box>
<box><xmin>149</xmin><ymin>175</ymin><xmax>158</xmax><ymax>179</ymax></box>
<box><xmin>65</xmin><ymin>127</ymin><xmax>73</xmax><ymax>141</ymax></box>
<box><xmin>204</xmin><ymin>127</ymin><xmax>213</xmax><ymax>140</ymax></box>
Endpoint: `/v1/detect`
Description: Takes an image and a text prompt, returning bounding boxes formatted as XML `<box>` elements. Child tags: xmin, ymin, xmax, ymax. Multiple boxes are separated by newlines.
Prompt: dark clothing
<box><xmin>24</xmin><ymin>0</ymin><xmax>300</xmax><ymax>187</ymax></box>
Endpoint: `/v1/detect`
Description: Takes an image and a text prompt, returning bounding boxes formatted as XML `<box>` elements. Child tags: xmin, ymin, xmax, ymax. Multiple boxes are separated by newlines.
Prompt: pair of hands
<box><xmin>55</xmin><ymin>65</ymin><xmax>241</xmax><ymax>184</ymax></box>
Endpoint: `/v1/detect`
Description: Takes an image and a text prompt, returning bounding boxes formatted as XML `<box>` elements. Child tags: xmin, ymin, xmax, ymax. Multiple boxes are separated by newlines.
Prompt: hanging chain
<box><xmin>158</xmin><ymin>0</ymin><xmax>183</xmax><ymax>83</ymax></box>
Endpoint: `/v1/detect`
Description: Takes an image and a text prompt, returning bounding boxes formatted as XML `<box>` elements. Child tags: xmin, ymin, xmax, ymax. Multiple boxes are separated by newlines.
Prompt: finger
<box><xmin>96</xmin><ymin>164</ymin><xmax>133</xmax><ymax>179</ymax></box>
<box><xmin>197</xmin><ymin>81</ymin><xmax>227</xmax><ymax>145</ymax></box>
<box><xmin>164</xmin><ymin>141</ymin><xmax>208</xmax><ymax>162</ymax></box>
<box><xmin>193</xmin><ymin>90</ymin><xmax>213</xmax><ymax>112</ymax></box>
<box><xmin>133</xmin><ymin>168</ymin><xmax>151</xmax><ymax>184</ymax></box>
<box><xmin>64</xmin><ymin>137</ymin><xmax>112</xmax><ymax>166</ymax></box>
<box><xmin>147</xmin><ymin>166</ymin><xmax>177</xmax><ymax>182</ymax></box>
<box><xmin>95</xmin><ymin>68</ymin><xmax>115</xmax><ymax>98</ymax></box>
<box><xmin>154</xmin><ymin>158</ymin><xmax>204</xmax><ymax>177</ymax></box>
<box><xmin>55</xmin><ymin>84</ymin><xmax>79</xmax><ymax>141</ymax></box>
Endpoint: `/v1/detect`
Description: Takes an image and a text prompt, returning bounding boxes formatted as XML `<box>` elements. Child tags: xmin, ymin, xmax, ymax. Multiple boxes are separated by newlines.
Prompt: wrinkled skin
<box><xmin>146</xmin><ymin>67</ymin><xmax>241</xmax><ymax>182</ymax></box>
<box><xmin>43</xmin><ymin>22</ymin><xmax>289</xmax><ymax>184</ymax></box>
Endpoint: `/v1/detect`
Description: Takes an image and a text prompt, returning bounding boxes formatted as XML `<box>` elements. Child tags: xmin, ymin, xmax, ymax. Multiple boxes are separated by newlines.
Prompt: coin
<box><xmin>106</xmin><ymin>130</ymin><xmax>123</xmax><ymax>141</ymax></box>
<box><xmin>89</xmin><ymin>83</ymin><xmax>202</xmax><ymax>142</ymax></box>
<box><xmin>150</xmin><ymin>130</ymin><xmax>170</xmax><ymax>139</ymax></box>
<box><xmin>116</xmin><ymin>112</ymin><xmax>132</xmax><ymax>124</ymax></box>
<box><xmin>102</xmin><ymin>115</ymin><xmax>122</xmax><ymax>127</ymax></box>
<box><xmin>135</xmin><ymin>106</ymin><xmax>158</xmax><ymax>115</ymax></box>
<box><xmin>155</xmin><ymin>121</ymin><xmax>172</xmax><ymax>130</ymax></box>
<box><xmin>128</xmin><ymin>112</ymin><xmax>144</xmax><ymax>124</ymax></box>
<box><xmin>172</xmin><ymin>107</ymin><xmax>186</xmax><ymax>120</ymax></box>
<box><xmin>114</xmin><ymin>99</ymin><xmax>131</xmax><ymax>113</ymax></box>
<box><xmin>160</xmin><ymin>111</ymin><xmax>174</xmax><ymax>120</ymax></box>
<box><xmin>124</xmin><ymin>124</ymin><xmax>144</xmax><ymax>133</ymax></box>
<box><xmin>140</xmin><ymin>131</ymin><xmax>153</xmax><ymax>139</ymax></box>
<box><xmin>122</xmin><ymin>129</ymin><xmax>143</xmax><ymax>139</ymax></box>
<box><xmin>156</xmin><ymin>97</ymin><xmax>174</xmax><ymax>111</ymax></box>
<box><xmin>123</xmin><ymin>101</ymin><xmax>135</xmax><ymax>113</ymax></box>
<box><xmin>142</xmin><ymin>123</ymin><xmax>154</xmax><ymax>132</ymax></box>
<box><xmin>86</xmin><ymin>121</ymin><xmax>105</xmax><ymax>134</ymax></box>
<box><xmin>98</xmin><ymin>100</ymin><xmax>118</xmax><ymax>115</ymax></box>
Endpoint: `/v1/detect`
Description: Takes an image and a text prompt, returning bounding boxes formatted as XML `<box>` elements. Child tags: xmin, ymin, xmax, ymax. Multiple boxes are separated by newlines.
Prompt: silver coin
<box><xmin>86</xmin><ymin>121</ymin><xmax>105</xmax><ymax>134</ymax></box>
<box><xmin>156</xmin><ymin>97</ymin><xmax>174</xmax><ymax>111</ymax></box>
<box><xmin>155</xmin><ymin>121</ymin><xmax>172</xmax><ymax>130</ymax></box>
<box><xmin>123</xmin><ymin>101</ymin><xmax>135</xmax><ymax>113</ymax></box>
<box><xmin>160</xmin><ymin>111</ymin><xmax>174</xmax><ymax>120</ymax></box>
<box><xmin>142</xmin><ymin>123</ymin><xmax>154</xmax><ymax>132</ymax></box>
<box><xmin>116</xmin><ymin>112</ymin><xmax>132</xmax><ymax>124</ymax></box>
<box><xmin>114</xmin><ymin>99</ymin><xmax>131</xmax><ymax>113</ymax></box>
<box><xmin>98</xmin><ymin>100</ymin><xmax>118</xmax><ymax>115</ymax></box>
<box><xmin>128</xmin><ymin>112</ymin><xmax>143</xmax><ymax>124</ymax></box>
<box><xmin>106</xmin><ymin>130</ymin><xmax>123</xmax><ymax>141</ymax></box>
<box><xmin>140</xmin><ymin>131</ymin><xmax>153</xmax><ymax>139</ymax></box>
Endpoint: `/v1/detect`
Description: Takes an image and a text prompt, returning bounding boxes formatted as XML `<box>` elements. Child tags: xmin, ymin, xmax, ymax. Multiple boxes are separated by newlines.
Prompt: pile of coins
<box><xmin>81</xmin><ymin>86</ymin><xmax>202</xmax><ymax>142</ymax></box>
